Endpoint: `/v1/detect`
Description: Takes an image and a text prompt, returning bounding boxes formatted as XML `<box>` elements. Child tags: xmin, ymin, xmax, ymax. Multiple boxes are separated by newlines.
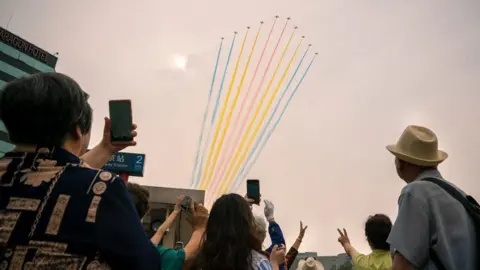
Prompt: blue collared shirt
<box><xmin>387</xmin><ymin>169</ymin><xmax>477</xmax><ymax>269</ymax></box>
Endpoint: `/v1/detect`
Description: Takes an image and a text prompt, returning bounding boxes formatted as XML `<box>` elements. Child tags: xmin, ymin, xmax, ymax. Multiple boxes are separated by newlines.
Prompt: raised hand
<box><xmin>264</xmin><ymin>200</ymin><xmax>275</xmax><ymax>221</ymax></box>
<box><xmin>299</xmin><ymin>221</ymin><xmax>308</xmax><ymax>239</ymax></box>
<box><xmin>101</xmin><ymin>117</ymin><xmax>137</xmax><ymax>153</ymax></box>
<box><xmin>337</xmin><ymin>228</ymin><xmax>351</xmax><ymax>246</ymax></box>
<box><xmin>270</xmin><ymin>244</ymin><xmax>286</xmax><ymax>265</ymax></box>
<box><xmin>187</xmin><ymin>200</ymin><xmax>209</xmax><ymax>231</ymax></box>
<box><xmin>173</xmin><ymin>195</ymin><xmax>185</xmax><ymax>214</ymax></box>
<box><xmin>244</xmin><ymin>194</ymin><xmax>262</xmax><ymax>207</ymax></box>
<box><xmin>79</xmin><ymin>117</ymin><xmax>137</xmax><ymax>169</ymax></box>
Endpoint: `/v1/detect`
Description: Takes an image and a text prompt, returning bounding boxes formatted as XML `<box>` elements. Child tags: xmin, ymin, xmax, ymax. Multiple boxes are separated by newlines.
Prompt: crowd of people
<box><xmin>0</xmin><ymin>72</ymin><xmax>478</xmax><ymax>270</ymax></box>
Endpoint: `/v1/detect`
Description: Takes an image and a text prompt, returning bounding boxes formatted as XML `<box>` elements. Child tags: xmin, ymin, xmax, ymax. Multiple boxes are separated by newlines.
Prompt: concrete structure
<box><xmin>0</xmin><ymin>27</ymin><xmax>58</xmax><ymax>157</ymax></box>
<box><xmin>292</xmin><ymin>252</ymin><xmax>349</xmax><ymax>270</ymax></box>
<box><xmin>140</xmin><ymin>185</ymin><xmax>205</xmax><ymax>248</ymax></box>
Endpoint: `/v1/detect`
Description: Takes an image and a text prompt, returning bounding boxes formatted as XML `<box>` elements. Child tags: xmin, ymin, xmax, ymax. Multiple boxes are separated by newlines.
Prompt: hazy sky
<box><xmin>1</xmin><ymin>0</ymin><xmax>479</xmax><ymax>256</ymax></box>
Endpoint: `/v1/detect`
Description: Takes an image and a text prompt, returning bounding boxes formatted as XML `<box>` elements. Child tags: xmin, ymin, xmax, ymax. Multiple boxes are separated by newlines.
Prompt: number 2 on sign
<box><xmin>136</xmin><ymin>156</ymin><xmax>143</xmax><ymax>164</ymax></box>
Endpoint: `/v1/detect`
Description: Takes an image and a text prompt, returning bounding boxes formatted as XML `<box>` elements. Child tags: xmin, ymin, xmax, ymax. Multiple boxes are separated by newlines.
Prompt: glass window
<box><xmin>0</xmin><ymin>61</ymin><xmax>28</xmax><ymax>78</ymax></box>
<box><xmin>0</xmin><ymin>43</ymin><xmax>20</xmax><ymax>59</ymax></box>
<box><xmin>34</xmin><ymin>59</ymin><xmax>55</xmax><ymax>72</ymax></box>
<box><xmin>18</xmin><ymin>53</ymin><xmax>54</xmax><ymax>72</ymax></box>
<box><xmin>0</xmin><ymin>120</ymin><xmax>7</xmax><ymax>133</ymax></box>
<box><xmin>0</xmin><ymin>42</ymin><xmax>54</xmax><ymax>72</ymax></box>
<box><xmin>0</xmin><ymin>120</ymin><xmax>12</xmax><ymax>157</ymax></box>
<box><xmin>0</xmin><ymin>142</ymin><xmax>13</xmax><ymax>153</ymax></box>
<box><xmin>0</xmin><ymin>141</ymin><xmax>14</xmax><ymax>156</ymax></box>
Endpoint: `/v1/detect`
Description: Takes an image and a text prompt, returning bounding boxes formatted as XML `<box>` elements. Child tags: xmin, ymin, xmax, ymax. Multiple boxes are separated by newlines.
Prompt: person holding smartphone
<box><xmin>246</xmin><ymin>190</ymin><xmax>307</xmax><ymax>270</ymax></box>
<box><xmin>150</xmin><ymin>195</ymin><xmax>184</xmax><ymax>246</ymax></box>
<box><xmin>126</xmin><ymin>186</ymin><xmax>208</xmax><ymax>270</ymax></box>
<box><xmin>0</xmin><ymin>73</ymin><xmax>161</xmax><ymax>269</ymax></box>
<box><xmin>245</xmin><ymin>180</ymin><xmax>287</xmax><ymax>263</ymax></box>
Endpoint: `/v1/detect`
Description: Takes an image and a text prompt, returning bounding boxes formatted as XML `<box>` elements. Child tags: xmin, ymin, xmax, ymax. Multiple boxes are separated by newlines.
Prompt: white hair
<box><xmin>253</xmin><ymin>214</ymin><xmax>267</xmax><ymax>243</ymax></box>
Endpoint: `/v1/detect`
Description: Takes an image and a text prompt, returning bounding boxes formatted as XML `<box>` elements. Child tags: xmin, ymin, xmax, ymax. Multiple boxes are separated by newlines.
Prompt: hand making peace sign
<box><xmin>299</xmin><ymin>221</ymin><xmax>308</xmax><ymax>239</ymax></box>
<box><xmin>337</xmin><ymin>228</ymin><xmax>351</xmax><ymax>247</ymax></box>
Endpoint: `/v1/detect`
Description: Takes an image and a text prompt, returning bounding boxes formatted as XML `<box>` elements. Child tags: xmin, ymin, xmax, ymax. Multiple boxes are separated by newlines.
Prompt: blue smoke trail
<box><xmin>189</xmin><ymin>38</ymin><xmax>224</xmax><ymax>187</ymax></box>
<box><xmin>228</xmin><ymin>45</ymin><xmax>311</xmax><ymax>191</ymax></box>
<box><xmin>193</xmin><ymin>34</ymin><xmax>237</xmax><ymax>188</ymax></box>
<box><xmin>230</xmin><ymin>53</ymin><xmax>318</xmax><ymax>192</ymax></box>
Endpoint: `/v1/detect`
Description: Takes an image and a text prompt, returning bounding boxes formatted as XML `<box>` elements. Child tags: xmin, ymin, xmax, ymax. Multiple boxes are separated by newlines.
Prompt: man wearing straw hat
<box><xmin>386</xmin><ymin>125</ymin><xmax>477</xmax><ymax>269</ymax></box>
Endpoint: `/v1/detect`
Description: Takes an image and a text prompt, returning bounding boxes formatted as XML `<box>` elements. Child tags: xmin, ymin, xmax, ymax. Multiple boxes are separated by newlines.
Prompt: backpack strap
<box><xmin>429</xmin><ymin>249</ymin><xmax>446</xmax><ymax>270</ymax></box>
<box><xmin>422</xmin><ymin>177</ymin><xmax>476</xmax><ymax>219</ymax></box>
<box><xmin>421</xmin><ymin>177</ymin><xmax>472</xmax><ymax>270</ymax></box>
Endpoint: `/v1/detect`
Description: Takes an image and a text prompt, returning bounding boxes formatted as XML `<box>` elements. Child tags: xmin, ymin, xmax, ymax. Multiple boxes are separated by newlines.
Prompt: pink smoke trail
<box><xmin>206</xmin><ymin>18</ymin><xmax>277</xmax><ymax>194</ymax></box>
<box><xmin>206</xmin><ymin>17</ymin><xmax>290</xmax><ymax>206</ymax></box>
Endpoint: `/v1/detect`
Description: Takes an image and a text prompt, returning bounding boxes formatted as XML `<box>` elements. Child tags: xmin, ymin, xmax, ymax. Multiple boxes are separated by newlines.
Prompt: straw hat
<box><xmin>297</xmin><ymin>257</ymin><xmax>324</xmax><ymax>270</ymax></box>
<box><xmin>386</xmin><ymin>125</ymin><xmax>448</xmax><ymax>166</ymax></box>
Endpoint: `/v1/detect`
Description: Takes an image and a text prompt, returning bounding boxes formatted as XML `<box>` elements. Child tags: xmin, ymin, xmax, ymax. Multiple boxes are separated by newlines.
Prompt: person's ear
<box><xmin>70</xmin><ymin>125</ymin><xmax>82</xmax><ymax>140</ymax></box>
<box><xmin>395</xmin><ymin>158</ymin><xmax>403</xmax><ymax>170</ymax></box>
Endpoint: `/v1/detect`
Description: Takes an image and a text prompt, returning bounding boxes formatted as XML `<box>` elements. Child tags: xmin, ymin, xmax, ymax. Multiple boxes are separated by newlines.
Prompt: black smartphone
<box><xmin>246</xmin><ymin>179</ymin><xmax>260</xmax><ymax>204</ymax></box>
<box><xmin>180</xmin><ymin>196</ymin><xmax>198</xmax><ymax>216</ymax></box>
<box><xmin>109</xmin><ymin>100</ymin><xmax>133</xmax><ymax>144</ymax></box>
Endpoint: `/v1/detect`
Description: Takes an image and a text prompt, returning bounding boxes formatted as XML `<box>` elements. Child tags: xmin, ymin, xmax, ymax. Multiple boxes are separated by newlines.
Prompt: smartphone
<box><xmin>246</xmin><ymin>179</ymin><xmax>260</xmax><ymax>204</ymax></box>
<box><xmin>109</xmin><ymin>100</ymin><xmax>133</xmax><ymax>144</ymax></box>
<box><xmin>180</xmin><ymin>196</ymin><xmax>198</xmax><ymax>216</ymax></box>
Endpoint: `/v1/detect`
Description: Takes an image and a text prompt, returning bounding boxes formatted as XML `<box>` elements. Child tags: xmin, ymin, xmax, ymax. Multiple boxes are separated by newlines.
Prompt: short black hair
<box><xmin>365</xmin><ymin>214</ymin><xmax>392</xmax><ymax>250</ymax></box>
<box><xmin>0</xmin><ymin>72</ymin><xmax>92</xmax><ymax>146</ymax></box>
<box><xmin>126</xmin><ymin>182</ymin><xmax>150</xmax><ymax>219</ymax></box>
<box><xmin>397</xmin><ymin>158</ymin><xmax>438</xmax><ymax>171</ymax></box>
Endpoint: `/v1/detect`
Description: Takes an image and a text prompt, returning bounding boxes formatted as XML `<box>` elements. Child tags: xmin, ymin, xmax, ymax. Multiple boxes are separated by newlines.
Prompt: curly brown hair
<box><xmin>126</xmin><ymin>182</ymin><xmax>150</xmax><ymax>218</ymax></box>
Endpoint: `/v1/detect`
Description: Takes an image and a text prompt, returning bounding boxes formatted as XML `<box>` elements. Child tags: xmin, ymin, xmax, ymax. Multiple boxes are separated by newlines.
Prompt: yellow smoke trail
<box><xmin>198</xmin><ymin>28</ymin><xmax>250</xmax><ymax>190</ymax></box>
<box><xmin>219</xmin><ymin>37</ymin><xmax>304</xmax><ymax>196</ymax></box>
<box><xmin>216</xmin><ymin>29</ymin><xmax>299</xmax><ymax>196</ymax></box>
<box><xmin>201</xmin><ymin>23</ymin><xmax>263</xmax><ymax>191</ymax></box>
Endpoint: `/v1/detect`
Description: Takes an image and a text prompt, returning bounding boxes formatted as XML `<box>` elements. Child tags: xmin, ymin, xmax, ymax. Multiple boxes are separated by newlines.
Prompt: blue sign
<box><xmin>102</xmin><ymin>152</ymin><xmax>146</xmax><ymax>177</ymax></box>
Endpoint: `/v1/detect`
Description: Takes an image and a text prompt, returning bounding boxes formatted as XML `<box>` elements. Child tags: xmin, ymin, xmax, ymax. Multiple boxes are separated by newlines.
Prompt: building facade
<box><xmin>0</xmin><ymin>27</ymin><xmax>58</xmax><ymax>157</ymax></box>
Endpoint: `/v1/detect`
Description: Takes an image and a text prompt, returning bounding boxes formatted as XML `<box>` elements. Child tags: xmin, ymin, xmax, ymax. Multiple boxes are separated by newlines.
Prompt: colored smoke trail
<box><xmin>201</xmin><ymin>23</ymin><xmax>263</xmax><ymax>192</ymax></box>
<box><xmin>198</xmin><ymin>28</ymin><xmax>250</xmax><ymax>190</ymax></box>
<box><xmin>231</xmin><ymin>53</ymin><xmax>318</xmax><ymax>192</ymax></box>
<box><xmin>189</xmin><ymin>38</ymin><xmax>224</xmax><ymax>187</ymax></box>
<box><xmin>216</xmin><ymin>30</ymin><xmax>302</xmax><ymax>197</ymax></box>
<box><xmin>207</xmin><ymin>20</ymin><xmax>293</xmax><ymax>204</ymax></box>
<box><xmin>229</xmin><ymin>44</ymin><xmax>311</xmax><ymax>190</ymax></box>
<box><xmin>193</xmin><ymin>33</ymin><xmax>237</xmax><ymax>188</ymax></box>
<box><xmin>205</xmin><ymin>17</ymin><xmax>279</xmax><ymax>202</ymax></box>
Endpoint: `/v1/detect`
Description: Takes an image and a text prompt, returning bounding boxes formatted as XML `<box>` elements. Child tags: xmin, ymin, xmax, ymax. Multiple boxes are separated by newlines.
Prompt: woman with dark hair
<box><xmin>191</xmin><ymin>193</ymin><xmax>285</xmax><ymax>270</ymax></box>
<box><xmin>337</xmin><ymin>214</ymin><xmax>392</xmax><ymax>270</ymax></box>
